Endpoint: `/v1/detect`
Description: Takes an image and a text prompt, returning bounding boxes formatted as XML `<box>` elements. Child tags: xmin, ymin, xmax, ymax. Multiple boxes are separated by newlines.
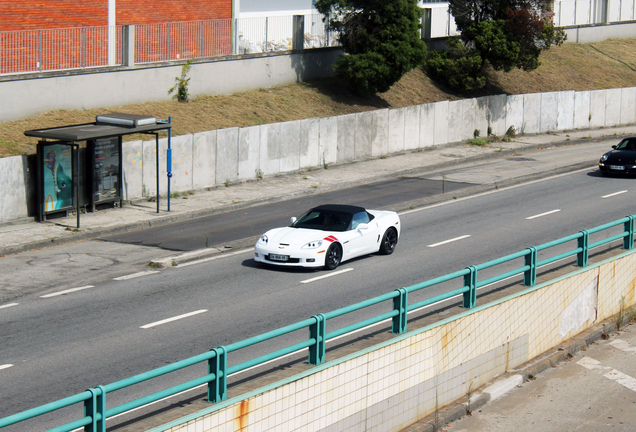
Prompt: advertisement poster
<box><xmin>93</xmin><ymin>137</ymin><xmax>120</xmax><ymax>203</ymax></box>
<box><xmin>43</xmin><ymin>144</ymin><xmax>73</xmax><ymax>212</ymax></box>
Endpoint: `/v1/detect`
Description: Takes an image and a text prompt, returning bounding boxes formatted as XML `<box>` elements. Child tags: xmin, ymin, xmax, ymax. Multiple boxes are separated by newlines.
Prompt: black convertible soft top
<box><xmin>312</xmin><ymin>204</ymin><xmax>366</xmax><ymax>215</ymax></box>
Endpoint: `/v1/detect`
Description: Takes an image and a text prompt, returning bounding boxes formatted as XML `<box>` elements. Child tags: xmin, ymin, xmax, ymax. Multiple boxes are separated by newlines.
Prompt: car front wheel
<box><xmin>324</xmin><ymin>243</ymin><xmax>342</xmax><ymax>270</ymax></box>
<box><xmin>379</xmin><ymin>228</ymin><xmax>398</xmax><ymax>255</ymax></box>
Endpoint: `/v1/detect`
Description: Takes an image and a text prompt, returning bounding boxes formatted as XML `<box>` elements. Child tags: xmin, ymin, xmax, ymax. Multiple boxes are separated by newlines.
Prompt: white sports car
<box><xmin>254</xmin><ymin>204</ymin><xmax>400</xmax><ymax>270</ymax></box>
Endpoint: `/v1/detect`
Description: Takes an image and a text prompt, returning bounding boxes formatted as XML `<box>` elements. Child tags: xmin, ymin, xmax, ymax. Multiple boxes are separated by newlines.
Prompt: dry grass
<box><xmin>2</xmin><ymin>38</ymin><xmax>636</xmax><ymax>158</ymax></box>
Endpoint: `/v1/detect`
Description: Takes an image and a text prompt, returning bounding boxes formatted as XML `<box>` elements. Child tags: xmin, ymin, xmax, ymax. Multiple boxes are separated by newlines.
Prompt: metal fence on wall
<box><xmin>0</xmin><ymin>25</ymin><xmax>121</xmax><ymax>75</ymax></box>
<box><xmin>0</xmin><ymin>14</ymin><xmax>337</xmax><ymax>76</ymax></box>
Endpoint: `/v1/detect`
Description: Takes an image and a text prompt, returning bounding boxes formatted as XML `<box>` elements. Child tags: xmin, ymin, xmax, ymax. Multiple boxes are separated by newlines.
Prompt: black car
<box><xmin>599</xmin><ymin>137</ymin><xmax>636</xmax><ymax>175</ymax></box>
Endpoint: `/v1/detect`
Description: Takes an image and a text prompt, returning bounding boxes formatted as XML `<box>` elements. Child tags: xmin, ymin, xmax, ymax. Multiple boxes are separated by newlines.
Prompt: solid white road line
<box><xmin>526</xmin><ymin>209</ymin><xmax>561</xmax><ymax>220</ymax></box>
<box><xmin>602</xmin><ymin>190</ymin><xmax>628</xmax><ymax>198</ymax></box>
<box><xmin>140</xmin><ymin>310</ymin><xmax>208</xmax><ymax>329</ymax></box>
<box><xmin>0</xmin><ymin>364</ymin><xmax>13</xmax><ymax>370</ymax></box>
<box><xmin>113</xmin><ymin>271</ymin><xmax>160</xmax><ymax>281</ymax></box>
<box><xmin>177</xmin><ymin>248</ymin><xmax>253</xmax><ymax>268</ymax></box>
<box><xmin>577</xmin><ymin>356</ymin><xmax>636</xmax><ymax>392</ymax></box>
<box><xmin>40</xmin><ymin>285</ymin><xmax>95</xmax><ymax>298</ymax></box>
<box><xmin>301</xmin><ymin>268</ymin><xmax>354</xmax><ymax>284</ymax></box>
<box><xmin>428</xmin><ymin>235</ymin><xmax>471</xmax><ymax>248</ymax></box>
<box><xmin>0</xmin><ymin>303</ymin><xmax>18</xmax><ymax>309</ymax></box>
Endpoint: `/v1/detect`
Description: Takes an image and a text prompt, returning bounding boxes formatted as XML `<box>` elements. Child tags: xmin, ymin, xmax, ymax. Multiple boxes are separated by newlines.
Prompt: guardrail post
<box><xmin>309</xmin><ymin>313</ymin><xmax>326</xmax><ymax>365</ymax></box>
<box><xmin>524</xmin><ymin>247</ymin><xmax>537</xmax><ymax>286</ymax></box>
<box><xmin>577</xmin><ymin>230</ymin><xmax>589</xmax><ymax>267</ymax></box>
<box><xmin>623</xmin><ymin>215</ymin><xmax>635</xmax><ymax>249</ymax></box>
<box><xmin>463</xmin><ymin>266</ymin><xmax>477</xmax><ymax>309</ymax></box>
<box><xmin>208</xmin><ymin>346</ymin><xmax>227</xmax><ymax>403</ymax></box>
<box><xmin>84</xmin><ymin>386</ymin><xmax>105</xmax><ymax>432</ymax></box>
<box><xmin>392</xmin><ymin>288</ymin><xmax>408</xmax><ymax>334</ymax></box>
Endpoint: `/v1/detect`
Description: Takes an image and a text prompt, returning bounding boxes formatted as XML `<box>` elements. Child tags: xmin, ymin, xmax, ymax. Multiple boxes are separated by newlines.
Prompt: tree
<box><xmin>427</xmin><ymin>0</ymin><xmax>566</xmax><ymax>91</ymax></box>
<box><xmin>314</xmin><ymin>0</ymin><xmax>426</xmax><ymax>94</ymax></box>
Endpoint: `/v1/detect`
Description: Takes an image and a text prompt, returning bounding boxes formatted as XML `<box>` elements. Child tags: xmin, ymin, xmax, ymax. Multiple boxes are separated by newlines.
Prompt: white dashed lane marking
<box><xmin>301</xmin><ymin>268</ymin><xmax>354</xmax><ymax>284</ymax></box>
<box><xmin>427</xmin><ymin>235</ymin><xmax>471</xmax><ymax>248</ymax></box>
<box><xmin>113</xmin><ymin>271</ymin><xmax>160</xmax><ymax>281</ymax></box>
<box><xmin>0</xmin><ymin>303</ymin><xmax>18</xmax><ymax>309</ymax></box>
<box><xmin>526</xmin><ymin>209</ymin><xmax>561</xmax><ymax>220</ymax></box>
<box><xmin>0</xmin><ymin>364</ymin><xmax>13</xmax><ymax>370</ymax></box>
<box><xmin>40</xmin><ymin>285</ymin><xmax>95</xmax><ymax>298</ymax></box>
<box><xmin>140</xmin><ymin>310</ymin><xmax>208</xmax><ymax>329</ymax></box>
<box><xmin>602</xmin><ymin>190</ymin><xmax>628</xmax><ymax>199</ymax></box>
<box><xmin>577</xmin><ymin>356</ymin><xmax>636</xmax><ymax>392</ymax></box>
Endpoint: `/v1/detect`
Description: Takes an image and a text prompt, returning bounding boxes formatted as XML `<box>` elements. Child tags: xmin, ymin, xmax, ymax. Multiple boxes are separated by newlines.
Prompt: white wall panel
<box><xmin>433</xmin><ymin>101</ymin><xmax>449</xmax><ymax>145</ymax></box>
<box><xmin>620</xmin><ymin>87</ymin><xmax>636</xmax><ymax>125</ymax></box>
<box><xmin>523</xmin><ymin>93</ymin><xmax>542</xmax><ymax>133</ymax></box>
<box><xmin>237</xmin><ymin>126</ymin><xmax>260</xmax><ymax>181</ymax></box>
<box><xmin>557</xmin><ymin>91</ymin><xmax>575</xmax><ymax>130</ymax></box>
<box><xmin>590</xmin><ymin>90</ymin><xmax>607</xmax><ymax>128</ymax></box>
<box><xmin>574</xmin><ymin>91</ymin><xmax>591</xmax><ymax>129</ymax></box>
<box><xmin>541</xmin><ymin>92</ymin><xmax>559</xmax><ymax>132</ymax></box>
<box><xmin>419</xmin><ymin>103</ymin><xmax>435</xmax><ymax>148</ymax></box>
<box><xmin>192</xmin><ymin>131</ymin><xmax>216</xmax><ymax>188</ymax></box>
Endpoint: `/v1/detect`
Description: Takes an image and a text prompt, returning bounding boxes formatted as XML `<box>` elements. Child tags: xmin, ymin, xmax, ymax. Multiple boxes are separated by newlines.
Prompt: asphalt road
<box><xmin>1</xmin><ymin>167</ymin><xmax>635</xmax><ymax>431</ymax></box>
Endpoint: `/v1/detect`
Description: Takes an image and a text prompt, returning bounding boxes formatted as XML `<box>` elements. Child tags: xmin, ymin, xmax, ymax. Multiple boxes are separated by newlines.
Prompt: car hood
<box><xmin>264</xmin><ymin>227</ymin><xmax>337</xmax><ymax>246</ymax></box>
<box><xmin>605</xmin><ymin>150</ymin><xmax>636</xmax><ymax>164</ymax></box>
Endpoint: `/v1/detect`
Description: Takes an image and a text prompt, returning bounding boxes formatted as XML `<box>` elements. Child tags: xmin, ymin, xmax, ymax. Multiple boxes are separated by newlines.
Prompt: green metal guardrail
<box><xmin>1</xmin><ymin>214</ymin><xmax>634</xmax><ymax>432</ymax></box>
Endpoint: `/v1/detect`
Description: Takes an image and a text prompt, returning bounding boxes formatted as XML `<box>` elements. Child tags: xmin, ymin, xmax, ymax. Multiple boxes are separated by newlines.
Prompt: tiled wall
<box><xmin>155</xmin><ymin>250</ymin><xmax>636</xmax><ymax>432</ymax></box>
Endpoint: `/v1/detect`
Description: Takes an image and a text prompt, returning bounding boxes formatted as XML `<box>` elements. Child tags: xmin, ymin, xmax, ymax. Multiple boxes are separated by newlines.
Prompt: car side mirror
<box><xmin>612</xmin><ymin>145</ymin><xmax>617</xmax><ymax>149</ymax></box>
<box><xmin>290</xmin><ymin>217</ymin><xmax>297</xmax><ymax>224</ymax></box>
<box><xmin>357</xmin><ymin>223</ymin><xmax>369</xmax><ymax>230</ymax></box>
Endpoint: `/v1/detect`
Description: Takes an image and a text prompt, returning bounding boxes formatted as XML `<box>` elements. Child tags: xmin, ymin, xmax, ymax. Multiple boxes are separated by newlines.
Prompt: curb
<box><xmin>401</xmin><ymin>312</ymin><xmax>633</xmax><ymax>432</ymax></box>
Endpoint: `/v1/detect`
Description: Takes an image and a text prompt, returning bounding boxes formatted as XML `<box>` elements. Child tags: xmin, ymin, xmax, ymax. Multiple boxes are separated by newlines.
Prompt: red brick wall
<box><xmin>0</xmin><ymin>1</ymin><xmax>108</xmax><ymax>31</ymax></box>
<box><xmin>0</xmin><ymin>0</ymin><xmax>232</xmax><ymax>31</ymax></box>
<box><xmin>117</xmin><ymin>0</ymin><xmax>232</xmax><ymax>25</ymax></box>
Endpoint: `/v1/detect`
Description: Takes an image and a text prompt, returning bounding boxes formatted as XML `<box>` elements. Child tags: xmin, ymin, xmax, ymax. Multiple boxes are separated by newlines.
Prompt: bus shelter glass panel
<box><xmin>42</xmin><ymin>143</ymin><xmax>74</xmax><ymax>213</ymax></box>
<box><xmin>90</xmin><ymin>137</ymin><xmax>122</xmax><ymax>205</ymax></box>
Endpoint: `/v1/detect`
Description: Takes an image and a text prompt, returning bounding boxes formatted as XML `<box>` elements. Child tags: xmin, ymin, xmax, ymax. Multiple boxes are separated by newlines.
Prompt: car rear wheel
<box><xmin>324</xmin><ymin>243</ymin><xmax>342</xmax><ymax>270</ymax></box>
<box><xmin>379</xmin><ymin>228</ymin><xmax>398</xmax><ymax>255</ymax></box>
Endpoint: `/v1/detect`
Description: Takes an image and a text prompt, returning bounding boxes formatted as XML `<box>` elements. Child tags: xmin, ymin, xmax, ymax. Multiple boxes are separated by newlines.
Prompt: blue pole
<box><xmin>167</xmin><ymin>115</ymin><xmax>172</xmax><ymax>212</ymax></box>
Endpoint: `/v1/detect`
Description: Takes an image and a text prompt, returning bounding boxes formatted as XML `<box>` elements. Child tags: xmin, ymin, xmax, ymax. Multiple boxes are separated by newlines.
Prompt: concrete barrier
<box><xmin>151</xmin><ymin>245</ymin><xmax>636</xmax><ymax>432</ymax></box>
<box><xmin>3</xmin><ymin>86</ymin><xmax>636</xmax><ymax>223</ymax></box>
<box><xmin>237</xmin><ymin>126</ymin><xmax>259</xmax><ymax>182</ymax></box>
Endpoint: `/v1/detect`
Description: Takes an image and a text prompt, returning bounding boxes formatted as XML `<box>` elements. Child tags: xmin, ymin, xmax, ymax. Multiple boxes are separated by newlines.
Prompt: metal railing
<box><xmin>0</xmin><ymin>15</ymin><xmax>338</xmax><ymax>75</ymax></box>
<box><xmin>1</xmin><ymin>214</ymin><xmax>634</xmax><ymax>431</ymax></box>
<box><xmin>0</xmin><ymin>25</ymin><xmax>121</xmax><ymax>75</ymax></box>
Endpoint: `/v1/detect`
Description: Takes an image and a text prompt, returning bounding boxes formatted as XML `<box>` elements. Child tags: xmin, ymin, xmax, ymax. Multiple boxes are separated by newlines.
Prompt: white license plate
<box><xmin>269</xmin><ymin>254</ymin><xmax>289</xmax><ymax>261</ymax></box>
<box><xmin>610</xmin><ymin>165</ymin><xmax>625</xmax><ymax>170</ymax></box>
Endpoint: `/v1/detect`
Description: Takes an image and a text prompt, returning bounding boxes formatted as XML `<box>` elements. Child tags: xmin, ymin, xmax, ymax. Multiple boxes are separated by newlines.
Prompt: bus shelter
<box><xmin>24</xmin><ymin>113</ymin><xmax>171</xmax><ymax>227</ymax></box>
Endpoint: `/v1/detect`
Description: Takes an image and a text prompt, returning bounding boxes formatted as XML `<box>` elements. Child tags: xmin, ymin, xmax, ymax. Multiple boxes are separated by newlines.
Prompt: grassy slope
<box><xmin>1</xmin><ymin>38</ymin><xmax>636</xmax><ymax>158</ymax></box>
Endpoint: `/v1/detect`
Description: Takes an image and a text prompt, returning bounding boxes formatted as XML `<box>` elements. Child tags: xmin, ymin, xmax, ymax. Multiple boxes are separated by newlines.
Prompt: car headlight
<box><xmin>302</xmin><ymin>240</ymin><xmax>323</xmax><ymax>249</ymax></box>
<box><xmin>600</xmin><ymin>153</ymin><xmax>609</xmax><ymax>162</ymax></box>
<box><xmin>257</xmin><ymin>235</ymin><xmax>268</xmax><ymax>245</ymax></box>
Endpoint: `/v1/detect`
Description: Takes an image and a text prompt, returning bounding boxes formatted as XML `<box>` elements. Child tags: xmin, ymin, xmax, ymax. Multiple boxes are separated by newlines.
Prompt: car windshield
<box><xmin>291</xmin><ymin>209</ymin><xmax>352</xmax><ymax>232</ymax></box>
<box><xmin>615</xmin><ymin>138</ymin><xmax>636</xmax><ymax>150</ymax></box>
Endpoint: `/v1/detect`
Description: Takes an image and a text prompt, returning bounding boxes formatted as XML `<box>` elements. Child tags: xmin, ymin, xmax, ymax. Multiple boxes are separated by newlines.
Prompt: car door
<box><xmin>346</xmin><ymin>211</ymin><xmax>380</xmax><ymax>258</ymax></box>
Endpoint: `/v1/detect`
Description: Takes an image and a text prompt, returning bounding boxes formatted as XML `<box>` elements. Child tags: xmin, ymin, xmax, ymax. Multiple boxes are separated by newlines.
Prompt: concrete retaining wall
<box><xmin>153</xmin><ymin>246</ymin><xmax>636</xmax><ymax>432</ymax></box>
<box><xmin>3</xmin><ymin>86</ymin><xmax>636</xmax><ymax>223</ymax></box>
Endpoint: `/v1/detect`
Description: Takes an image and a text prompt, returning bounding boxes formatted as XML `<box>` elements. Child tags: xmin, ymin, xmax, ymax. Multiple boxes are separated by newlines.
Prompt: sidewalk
<box><xmin>2</xmin><ymin>125</ymin><xmax>635</xmax><ymax>257</ymax></box>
